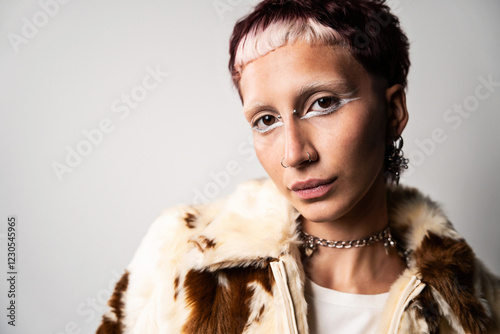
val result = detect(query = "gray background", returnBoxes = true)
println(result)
[1,0,499,333]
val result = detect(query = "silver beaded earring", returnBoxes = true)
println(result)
[385,135,409,185]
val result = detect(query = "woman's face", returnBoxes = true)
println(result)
[239,41,401,223]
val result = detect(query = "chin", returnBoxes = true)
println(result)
[300,211,344,224]
[294,200,348,224]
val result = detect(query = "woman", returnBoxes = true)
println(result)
[97,0,500,333]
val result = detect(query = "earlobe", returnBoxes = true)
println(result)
[385,84,409,138]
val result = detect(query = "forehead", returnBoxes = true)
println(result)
[239,41,374,105]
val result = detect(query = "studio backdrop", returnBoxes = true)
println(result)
[1,0,499,333]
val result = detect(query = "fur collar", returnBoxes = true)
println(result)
[97,178,499,334]
[184,178,497,333]
[186,178,459,271]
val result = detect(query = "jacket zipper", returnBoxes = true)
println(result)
[270,260,299,334]
[387,275,426,334]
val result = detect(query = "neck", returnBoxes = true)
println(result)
[300,176,405,294]
[301,174,389,241]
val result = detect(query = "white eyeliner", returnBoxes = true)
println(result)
[300,97,361,120]
[251,96,360,133]
[252,121,284,133]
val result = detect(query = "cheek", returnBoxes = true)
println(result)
[254,136,279,174]
[348,112,387,167]
[323,109,386,167]
[253,135,290,193]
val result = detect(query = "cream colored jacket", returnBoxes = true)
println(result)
[97,178,500,334]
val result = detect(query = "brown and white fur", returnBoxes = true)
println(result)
[97,178,500,334]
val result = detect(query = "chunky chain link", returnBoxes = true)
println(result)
[301,226,396,256]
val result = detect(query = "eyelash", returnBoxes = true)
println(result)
[252,115,284,133]
[301,97,359,120]
[251,96,359,133]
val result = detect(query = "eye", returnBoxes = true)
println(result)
[311,97,339,111]
[301,95,358,120]
[261,115,277,126]
[252,114,283,133]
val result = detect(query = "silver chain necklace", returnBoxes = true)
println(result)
[301,226,397,257]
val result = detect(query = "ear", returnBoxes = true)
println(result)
[385,84,409,141]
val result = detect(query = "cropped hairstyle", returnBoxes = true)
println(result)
[229,0,410,92]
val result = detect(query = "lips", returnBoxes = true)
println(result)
[291,178,334,191]
[291,178,336,200]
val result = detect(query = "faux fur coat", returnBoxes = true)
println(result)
[97,178,500,334]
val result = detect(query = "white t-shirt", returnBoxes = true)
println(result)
[305,278,389,334]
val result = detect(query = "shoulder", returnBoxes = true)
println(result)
[97,178,295,333]
[105,178,301,332]
[128,177,298,270]
[384,184,500,333]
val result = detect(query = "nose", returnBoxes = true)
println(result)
[282,119,313,168]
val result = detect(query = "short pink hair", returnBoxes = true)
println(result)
[229,0,410,91]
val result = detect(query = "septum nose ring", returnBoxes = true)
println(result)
[281,152,312,168]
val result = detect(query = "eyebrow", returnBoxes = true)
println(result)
[243,101,275,120]
[296,79,356,97]
[243,79,357,118]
